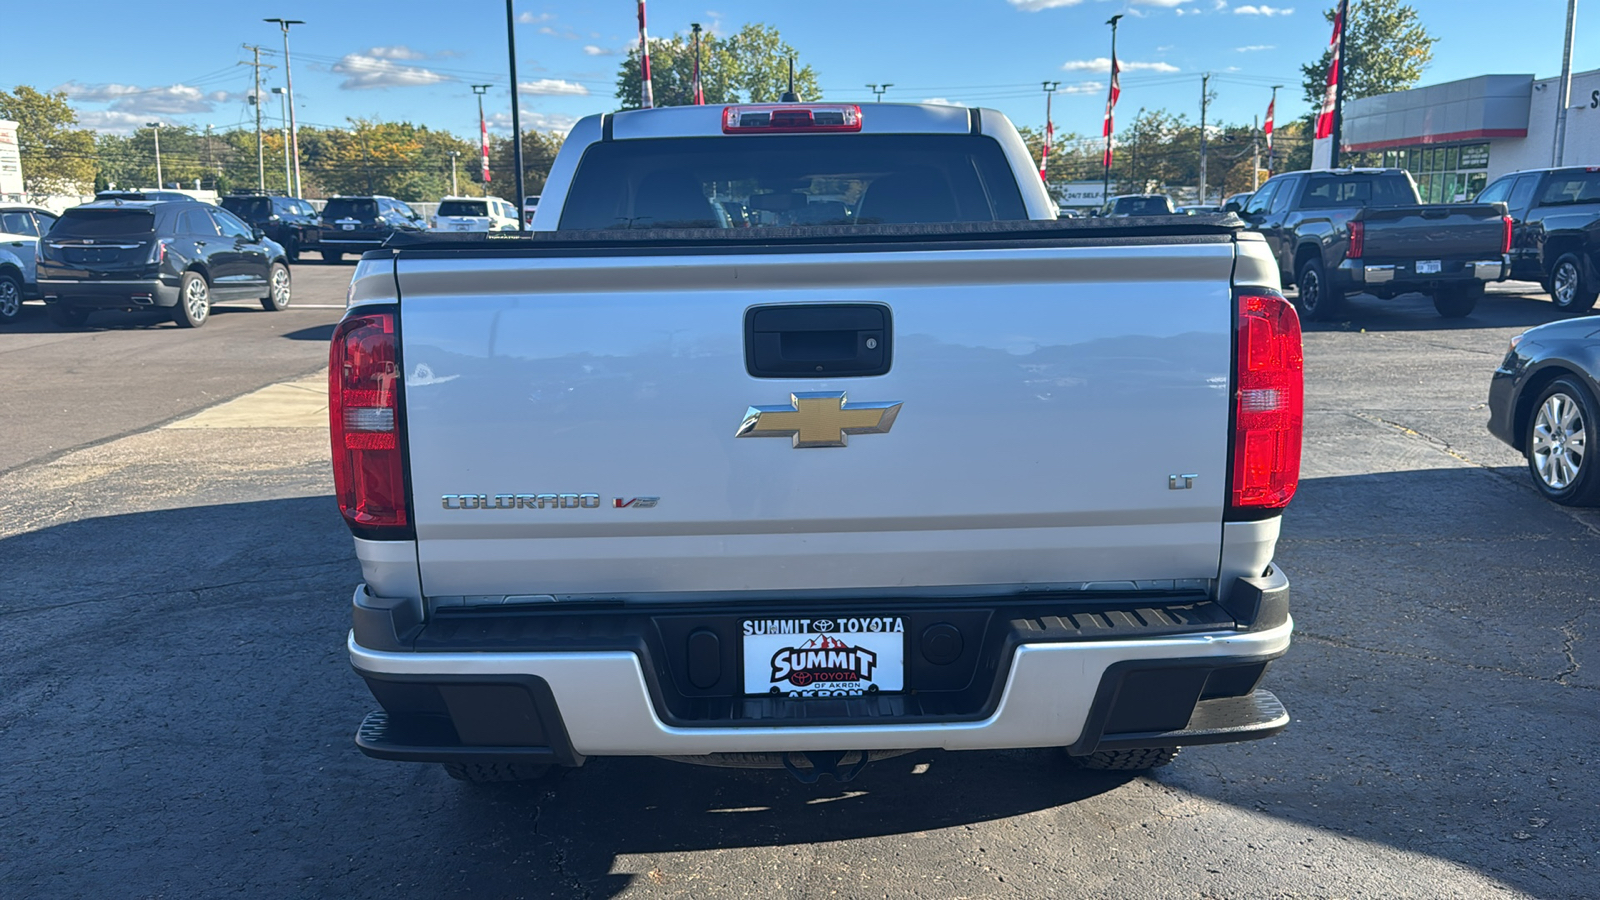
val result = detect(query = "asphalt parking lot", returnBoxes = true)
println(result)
[1,271,1595,899]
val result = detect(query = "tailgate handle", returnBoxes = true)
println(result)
[1418,209,1449,219]
[744,304,892,378]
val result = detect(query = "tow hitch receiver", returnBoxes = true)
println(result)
[781,750,873,784]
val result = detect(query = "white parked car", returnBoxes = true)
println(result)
[523,195,540,227]
[0,205,59,324]
[430,196,519,232]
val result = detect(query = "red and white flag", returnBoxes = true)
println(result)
[1315,0,1348,140]
[480,113,491,183]
[1264,96,1275,152]
[1102,54,1121,168]
[1040,117,1053,180]
[638,0,654,109]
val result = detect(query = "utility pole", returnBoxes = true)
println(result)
[1268,84,1281,175]
[472,84,492,197]
[867,84,893,102]
[264,18,304,196]
[240,44,274,191]
[448,151,460,196]
[1252,115,1261,191]
[507,0,526,225]
[1553,0,1579,166]
[204,124,214,187]
[1102,14,1123,206]
[691,22,705,104]
[1199,73,1212,206]
[147,122,163,189]
[272,87,290,191]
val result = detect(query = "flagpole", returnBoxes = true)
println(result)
[1268,84,1281,175]
[1330,0,1348,168]
[1102,14,1122,206]
[692,23,704,104]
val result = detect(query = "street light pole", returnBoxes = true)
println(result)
[147,122,163,189]
[866,84,892,102]
[506,0,526,227]
[472,84,491,197]
[272,87,291,192]
[1553,0,1579,166]
[264,18,304,196]
[1199,72,1212,206]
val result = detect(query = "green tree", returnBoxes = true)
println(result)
[0,85,97,197]
[616,23,820,109]
[1017,125,1101,197]
[1301,0,1436,126]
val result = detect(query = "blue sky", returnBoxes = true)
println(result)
[5,0,1593,147]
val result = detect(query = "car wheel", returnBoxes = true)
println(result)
[1550,253,1599,315]
[321,250,343,264]
[1526,377,1600,507]
[1294,257,1344,321]
[285,235,300,263]
[260,262,292,311]
[1070,747,1180,771]
[442,762,553,783]
[45,301,87,328]
[0,271,22,323]
[172,271,211,328]
[1432,283,1483,318]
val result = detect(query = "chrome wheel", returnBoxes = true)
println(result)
[185,276,209,324]
[1300,268,1320,311]
[1532,392,1586,491]
[1553,260,1580,308]
[0,276,20,320]
[271,266,291,307]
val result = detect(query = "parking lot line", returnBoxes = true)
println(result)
[166,371,327,429]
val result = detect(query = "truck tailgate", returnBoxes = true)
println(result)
[1357,203,1506,262]
[394,242,1237,598]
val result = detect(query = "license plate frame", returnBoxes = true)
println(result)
[341,223,356,231]
[741,615,907,698]
[1416,259,1442,275]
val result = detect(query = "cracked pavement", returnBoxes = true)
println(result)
[1,277,1595,898]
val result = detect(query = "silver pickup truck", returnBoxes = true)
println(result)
[333,102,1304,784]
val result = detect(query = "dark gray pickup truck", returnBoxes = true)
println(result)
[1237,168,1510,320]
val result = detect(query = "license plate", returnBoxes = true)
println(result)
[742,615,906,697]
[341,223,355,231]
[1416,259,1441,274]
[453,224,470,231]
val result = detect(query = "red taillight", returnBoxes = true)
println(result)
[1501,214,1513,255]
[1231,293,1304,510]
[722,104,863,134]
[1345,220,1364,259]
[329,311,409,533]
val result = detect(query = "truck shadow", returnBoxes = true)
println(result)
[1300,283,1578,333]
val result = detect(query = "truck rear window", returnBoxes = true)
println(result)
[1112,197,1173,216]
[323,199,378,220]
[1538,171,1600,206]
[220,196,271,220]
[49,209,156,238]
[558,134,1028,230]
[437,200,489,217]
[1300,175,1416,208]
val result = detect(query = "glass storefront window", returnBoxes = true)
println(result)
[1445,147,1459,171]
[1381,143,1493,202]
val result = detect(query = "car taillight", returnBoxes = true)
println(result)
[1231,292,1303,511]
[1345,220,1363,259]
[1501,214,1513,255]
[723,103,863,134]
[329,311,410,535]
[147,239,170,264]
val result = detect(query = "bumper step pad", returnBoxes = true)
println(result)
[1090,688,1288,753]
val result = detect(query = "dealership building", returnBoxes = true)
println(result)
[1331,67,1600,202]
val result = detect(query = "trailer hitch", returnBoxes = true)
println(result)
[781,750,872,784]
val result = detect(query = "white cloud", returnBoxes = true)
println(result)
[582,45,619,56]
[517,78,589,96]
[1214,0,1229,8]
[1234,4,1293,14]
[517,11,554,23]
[1007,0,1085,9]
[331,53,453,89]
[55,81,236,115]
[1060,81,1104,94]
[365,45,426,60]
[75,110,167,134]
[487,109,579,135]
[1235,44,1275,52]
[1061,58,1180,73]
[921,97,960,107]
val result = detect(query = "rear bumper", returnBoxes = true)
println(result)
[348,577,1293,761]
[38,277,180,308]
[1338,256,1506,289]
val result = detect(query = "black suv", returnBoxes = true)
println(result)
[220,192,320,262]
[36,200,292,328]
[318,196,425,262]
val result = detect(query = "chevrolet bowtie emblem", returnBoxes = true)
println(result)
[736,391,903,448]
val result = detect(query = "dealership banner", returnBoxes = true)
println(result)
[0,120,23,201]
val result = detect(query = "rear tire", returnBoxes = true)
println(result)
[1294,257,1344,321]
[321,250,343,264]
[45,302,87,328]
[260,262,292,311]
[1432,283,1483,318]
[172,271,210,328]
[0,271,22,323]
[285,235,300,263]
[1072,747,1181,771]
[1525,377,1600,507]
[1550,253,1598,315]
[442,762,553,783]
